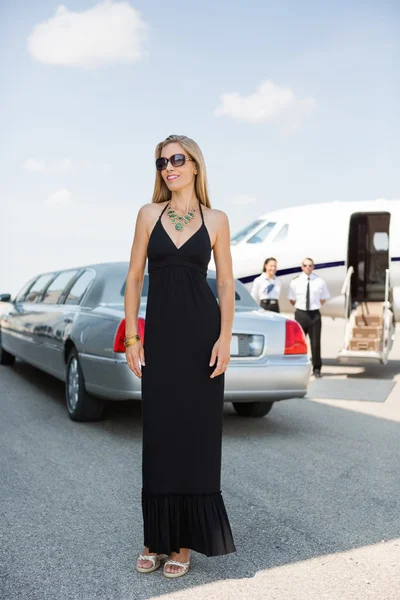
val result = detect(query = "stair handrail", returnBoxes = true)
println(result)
[341,265,354,296]
[383,268,390,348]
[341,266,354,350]
[342,266,354,319]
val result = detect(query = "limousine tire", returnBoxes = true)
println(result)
[232,401,274,418]
[66,348,104,421]
[0,330,15,366]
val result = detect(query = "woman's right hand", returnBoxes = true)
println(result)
[125,341,145,378]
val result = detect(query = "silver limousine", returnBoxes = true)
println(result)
[0,262,310,421]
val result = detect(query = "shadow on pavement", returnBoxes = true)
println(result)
[317,357,400,381]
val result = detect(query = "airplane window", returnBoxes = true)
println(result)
[230,219,264,244]
[273,224,289,243]
[246,222,277,244]
[373,232,389,251]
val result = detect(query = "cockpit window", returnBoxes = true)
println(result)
[230,219,265,244]
[246,222,277,244]
[273,224,289,243]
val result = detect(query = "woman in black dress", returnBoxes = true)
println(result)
[124,134,236,578]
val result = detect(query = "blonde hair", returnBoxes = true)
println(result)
[151,134,211,208]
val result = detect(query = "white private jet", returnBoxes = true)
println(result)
[219,199,400,365]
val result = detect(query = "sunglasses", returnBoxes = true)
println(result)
[155,153,193,171]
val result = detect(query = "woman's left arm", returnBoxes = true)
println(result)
[209,211,235,378]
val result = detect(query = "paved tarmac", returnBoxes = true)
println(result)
[1,317,399,600]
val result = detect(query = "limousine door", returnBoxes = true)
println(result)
[0,276,37,360]
[33,270,80,377]
[10,273,57,364]
[34,269,96,378]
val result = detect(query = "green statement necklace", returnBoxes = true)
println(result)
[166,202,197,231]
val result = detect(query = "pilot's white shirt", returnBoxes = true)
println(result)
[288,272,330,310]
[251,273,281,304]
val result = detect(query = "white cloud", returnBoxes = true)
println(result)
[23,158,112,174]
[230,194,257,205]
[56,158,73,171]
[46,188,72,206]
[24,158,72,173]
[214,80,316,133]
[27,1,148,68]
[24,158,46,172]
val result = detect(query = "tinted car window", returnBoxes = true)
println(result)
[15,278,38,303]
[42,270,79,304]
[119,276,148,301]
[206,278,240,302]
[65,271,95,305]
[25,274,56,303]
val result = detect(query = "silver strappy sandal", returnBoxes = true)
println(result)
[136,553,165,574]
[163,558,190,579]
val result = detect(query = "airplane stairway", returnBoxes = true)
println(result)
[348,303,384,353]
[337,266,395,365]
[338,301,394,364]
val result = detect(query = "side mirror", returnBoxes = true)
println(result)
[0,293,12,302]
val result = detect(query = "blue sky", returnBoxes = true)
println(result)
[1,0,399,294]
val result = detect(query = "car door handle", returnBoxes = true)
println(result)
[64,318,72,324]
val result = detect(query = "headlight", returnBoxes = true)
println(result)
[248,335,264,356]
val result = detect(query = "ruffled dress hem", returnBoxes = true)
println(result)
[142,489,236,557]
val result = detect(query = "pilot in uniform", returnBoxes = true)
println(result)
[288,258,330,377]
[251,257,282,313]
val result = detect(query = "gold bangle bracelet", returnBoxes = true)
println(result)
[124,334,140,342]
[124,337,141,348]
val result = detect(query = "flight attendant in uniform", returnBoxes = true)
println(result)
[250,257,281,313]
[288,258,330,378]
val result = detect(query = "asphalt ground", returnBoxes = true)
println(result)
[1,317,399,600]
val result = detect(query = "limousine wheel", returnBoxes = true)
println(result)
[0,330,15,366]
[232,401,274,418]
[66,348,104,421]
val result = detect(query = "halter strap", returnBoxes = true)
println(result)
[198,201,205,224]
[158,201,170,220]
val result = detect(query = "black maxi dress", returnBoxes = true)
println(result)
[140,201,236,557]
